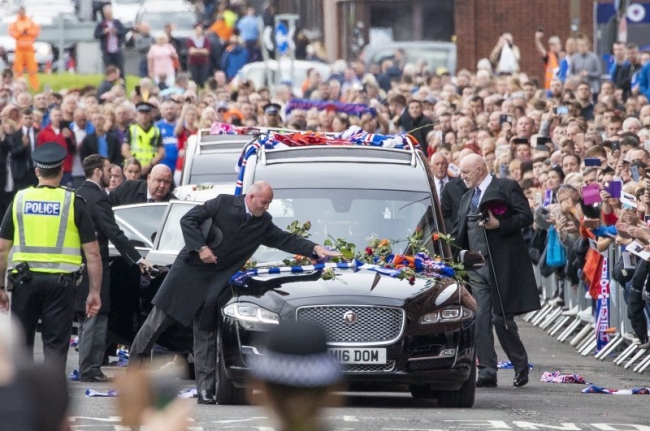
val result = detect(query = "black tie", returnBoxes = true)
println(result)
[440,179,446,193]
[246,213,252,222]
[147,198,154,203]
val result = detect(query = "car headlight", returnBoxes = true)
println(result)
[223,302,279,324]
[419,305,474,325]
[36,45,52,57]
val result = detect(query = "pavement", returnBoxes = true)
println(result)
[58,316,650,431]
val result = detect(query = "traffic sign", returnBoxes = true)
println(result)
[275,22,289,56]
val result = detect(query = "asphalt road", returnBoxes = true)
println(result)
[58,317,650,431]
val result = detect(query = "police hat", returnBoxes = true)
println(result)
[32,142,67,169]
[263,103,282,115]
[249,320,341,388]
[136,102,155,113]
[478,190,514,220]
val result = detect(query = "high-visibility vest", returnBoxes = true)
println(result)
[545,51,560,90]
[129,123,160,166]
[11,186,82,274]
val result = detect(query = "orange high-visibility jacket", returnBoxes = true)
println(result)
[9,17,40,50]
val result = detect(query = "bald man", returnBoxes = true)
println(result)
[453,154,540,388]
[129,181,341,404]
[108,164,176,205]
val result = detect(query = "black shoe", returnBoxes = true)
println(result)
[79,373,113,383]
[638,340,650,350]
[513,370,529,387]
[476,378,497,388]
[197,390,216,405]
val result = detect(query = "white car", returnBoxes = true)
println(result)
[110,0,141,29]
[236,59,331,98]
[135,0,196,39]
[0,15,53,70]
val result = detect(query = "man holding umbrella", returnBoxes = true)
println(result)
[453,154,540,388]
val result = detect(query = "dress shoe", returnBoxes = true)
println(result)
[513,370,529,387]
[475,378,497,388]
[561,305,579,316]
[577,306,593,323]
[638,340,650,350]
[197,390,216,405]
[79,373,113,383]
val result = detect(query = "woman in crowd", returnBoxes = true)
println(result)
[123,158,143,181]
[148,33,178,88]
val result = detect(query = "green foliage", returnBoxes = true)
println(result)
[32,73,140,94]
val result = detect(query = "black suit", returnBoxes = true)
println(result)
[108,179,176,206]
[453,176,540,382]
[10,128,38,191]
[79,132,123,167]
[74,180,144,380]
[0,136,14,219]
[130,194,317,393]
[441,177,467,236]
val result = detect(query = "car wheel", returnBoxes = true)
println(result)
[434,361,476,408]
[215,330,247,405]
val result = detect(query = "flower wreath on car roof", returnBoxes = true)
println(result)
[208,124,463,288]
[221,125,421,195]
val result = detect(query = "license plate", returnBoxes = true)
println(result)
[328,348,387,364]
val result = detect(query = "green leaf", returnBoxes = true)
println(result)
[324,239,333,247]
[340,248,354,259]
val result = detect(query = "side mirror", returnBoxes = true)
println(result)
[150,231,157,243]
[459,250,485,271]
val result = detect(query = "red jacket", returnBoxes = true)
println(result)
[36,125,76,173]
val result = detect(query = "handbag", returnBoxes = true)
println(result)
[545,225,567,268]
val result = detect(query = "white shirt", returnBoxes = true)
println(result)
[435,175,449,198]
[72,123,88,177]
[474,174,494,205]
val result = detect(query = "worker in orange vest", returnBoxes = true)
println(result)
[534,29,561,91]
[9,7,40,90]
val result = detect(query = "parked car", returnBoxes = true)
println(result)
[236,59,331,97]
[109,0,141,28]
[361,41,457,75]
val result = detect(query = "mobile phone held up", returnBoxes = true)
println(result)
[584,157,601,167]
[555,106,569,115]
[499,114,513,126]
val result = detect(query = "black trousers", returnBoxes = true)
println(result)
[130,305,216,393]
[628,288,648,343]
[189,63,209,88]
[102,51,125,80]
[11,272,76,374]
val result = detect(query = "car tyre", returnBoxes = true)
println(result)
[434,361,476,408]
[216,330,247,405]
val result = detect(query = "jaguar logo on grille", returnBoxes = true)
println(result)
[343,311,358,324]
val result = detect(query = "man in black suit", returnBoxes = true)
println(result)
[80,114,123,166]
[10,108,38,191]
[129,181,340,404]
[75,155,153,382]
[453,154,540,389]
[109,164,176,205]
[430,152,468,234]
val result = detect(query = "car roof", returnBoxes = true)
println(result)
[249,146,431,192]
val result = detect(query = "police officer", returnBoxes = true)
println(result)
[122,102,165,177]
[0,143,103,374]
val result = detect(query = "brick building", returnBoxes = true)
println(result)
[273,0,596,81]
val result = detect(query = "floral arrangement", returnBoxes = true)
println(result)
[230,221,465,287]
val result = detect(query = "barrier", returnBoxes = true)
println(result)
[524,242,650,374]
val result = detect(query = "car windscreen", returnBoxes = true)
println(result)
[253,188,440,264]
[372,48,450,71]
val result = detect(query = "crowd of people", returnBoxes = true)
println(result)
[0,0,650,424]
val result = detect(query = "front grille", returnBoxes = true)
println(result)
[342,361,396,373]
[296,306,404,345]
[408,358,455,371]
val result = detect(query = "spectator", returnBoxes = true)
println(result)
[185,23,211,88]
[569,35,601,96]
[398,99,433,154]
[236,7,261,62]
[148,33,178,88]
[609,41,632,100]
[155,100,179,175]
[9,7,40,90]
[94,5,126,79]
[221,35,249,81]
[123,157,142,180]
[534,30,561,91]
[97,65,121,100]
[489,33,520,75]
[134,23,154,78]
[80,113,122,166]
[36,106,76,187]
[108,163,123,191]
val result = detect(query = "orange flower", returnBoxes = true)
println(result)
[380,239,389,247]
[393,255,405,265]
[432,233,440,241]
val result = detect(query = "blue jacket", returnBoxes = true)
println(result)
[638,62,650,101]
[221,44,249,80]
